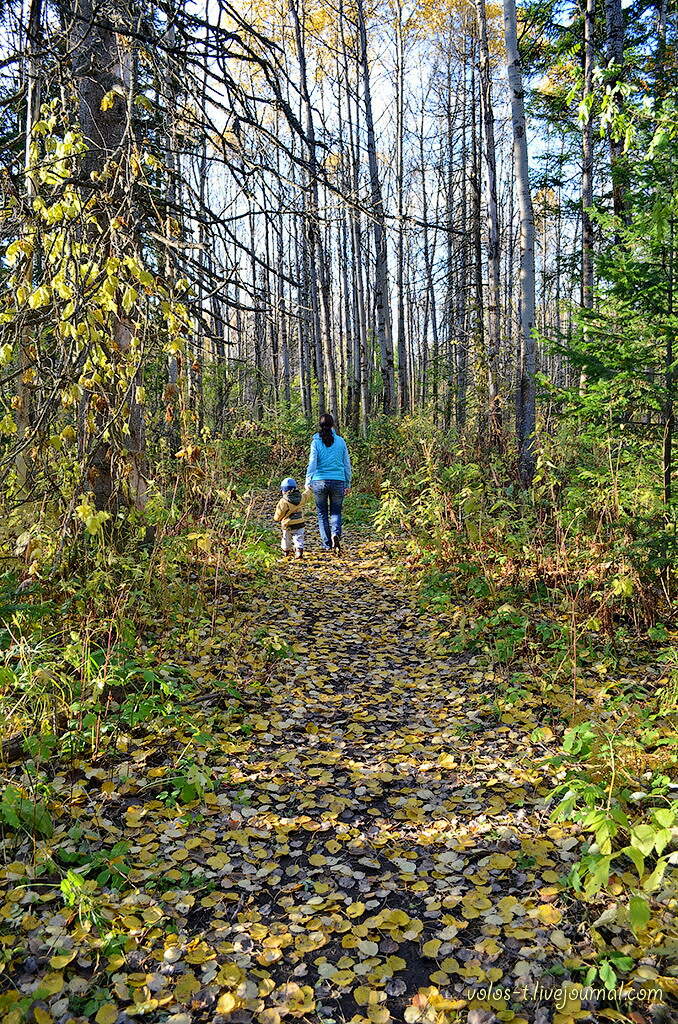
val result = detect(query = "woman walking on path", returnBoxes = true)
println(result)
[305,413,352,553]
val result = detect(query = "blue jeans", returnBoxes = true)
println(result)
[312,480,345,549]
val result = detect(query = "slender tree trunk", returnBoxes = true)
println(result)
[356,0,396,414]
[555,138,564,376]
[340,9,369,431]
[249,209,263,421]
[663,221,674,510]
[289,0,336,418]
[278,228,291,407]
[353,217,370,433]
[161,15,183,448]
[604,0,626,221]
[581,0,595,389]
[655,0,669,96]
[290,155,312,419]
[348,179,370,433]
[294,211,312,418]
[341,206,358,432]
[442,54,460,430]
[204,239,226,432]
[455,55,468,431]
[471,56,486,440]
[192,57,209,433]
[307,240,326,412]
[503,0,537,484]
[319,223,338,419]
[16,0,43,489]
[419,96,439,412]
[506,167,516,386]
[476,0,502,444]
[395,0,409,414]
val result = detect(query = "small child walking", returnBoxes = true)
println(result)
[273,478,313,559]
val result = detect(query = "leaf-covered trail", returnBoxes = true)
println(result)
[170,528,588,1024]
[5,527,624,1024]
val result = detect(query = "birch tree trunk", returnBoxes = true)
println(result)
[503,0,537,484]
[395,0,409,414]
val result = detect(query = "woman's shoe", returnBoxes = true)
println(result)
[332,535,341,555]
[295,550,304,559]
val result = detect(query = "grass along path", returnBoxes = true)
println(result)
[2,516,672,1024]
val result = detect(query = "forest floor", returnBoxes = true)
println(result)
[2,505,673,1024]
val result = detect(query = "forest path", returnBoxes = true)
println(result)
[7,521,591,1024]
[191,521,585,1024]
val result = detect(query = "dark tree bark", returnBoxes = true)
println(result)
[71,0,148,509]
[16,0,43,490]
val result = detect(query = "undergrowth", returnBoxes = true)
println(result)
[371,415,677,976]
[0,444,289,863]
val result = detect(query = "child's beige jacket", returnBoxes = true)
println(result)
[273,486,313,531]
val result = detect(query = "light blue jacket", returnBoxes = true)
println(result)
[305,431,352,487]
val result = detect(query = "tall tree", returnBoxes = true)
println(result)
[71,0,148,509]
[476,0,502,443]
[356,0,396,414]
[603,0,626,221]
[16,0,42,489]
[503,0,536,484]
[288,0,337,418]
[580,0,595,390]
[394,0,410,415]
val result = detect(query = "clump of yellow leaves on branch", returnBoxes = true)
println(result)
[0,98,192,548]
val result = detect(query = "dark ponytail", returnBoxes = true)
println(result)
[318,412,335,447]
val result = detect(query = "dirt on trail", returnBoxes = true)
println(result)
[4,522,671,1024]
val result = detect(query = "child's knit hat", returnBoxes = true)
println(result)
[280,477,297,492]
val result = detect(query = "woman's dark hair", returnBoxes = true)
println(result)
[318,413,335,447]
